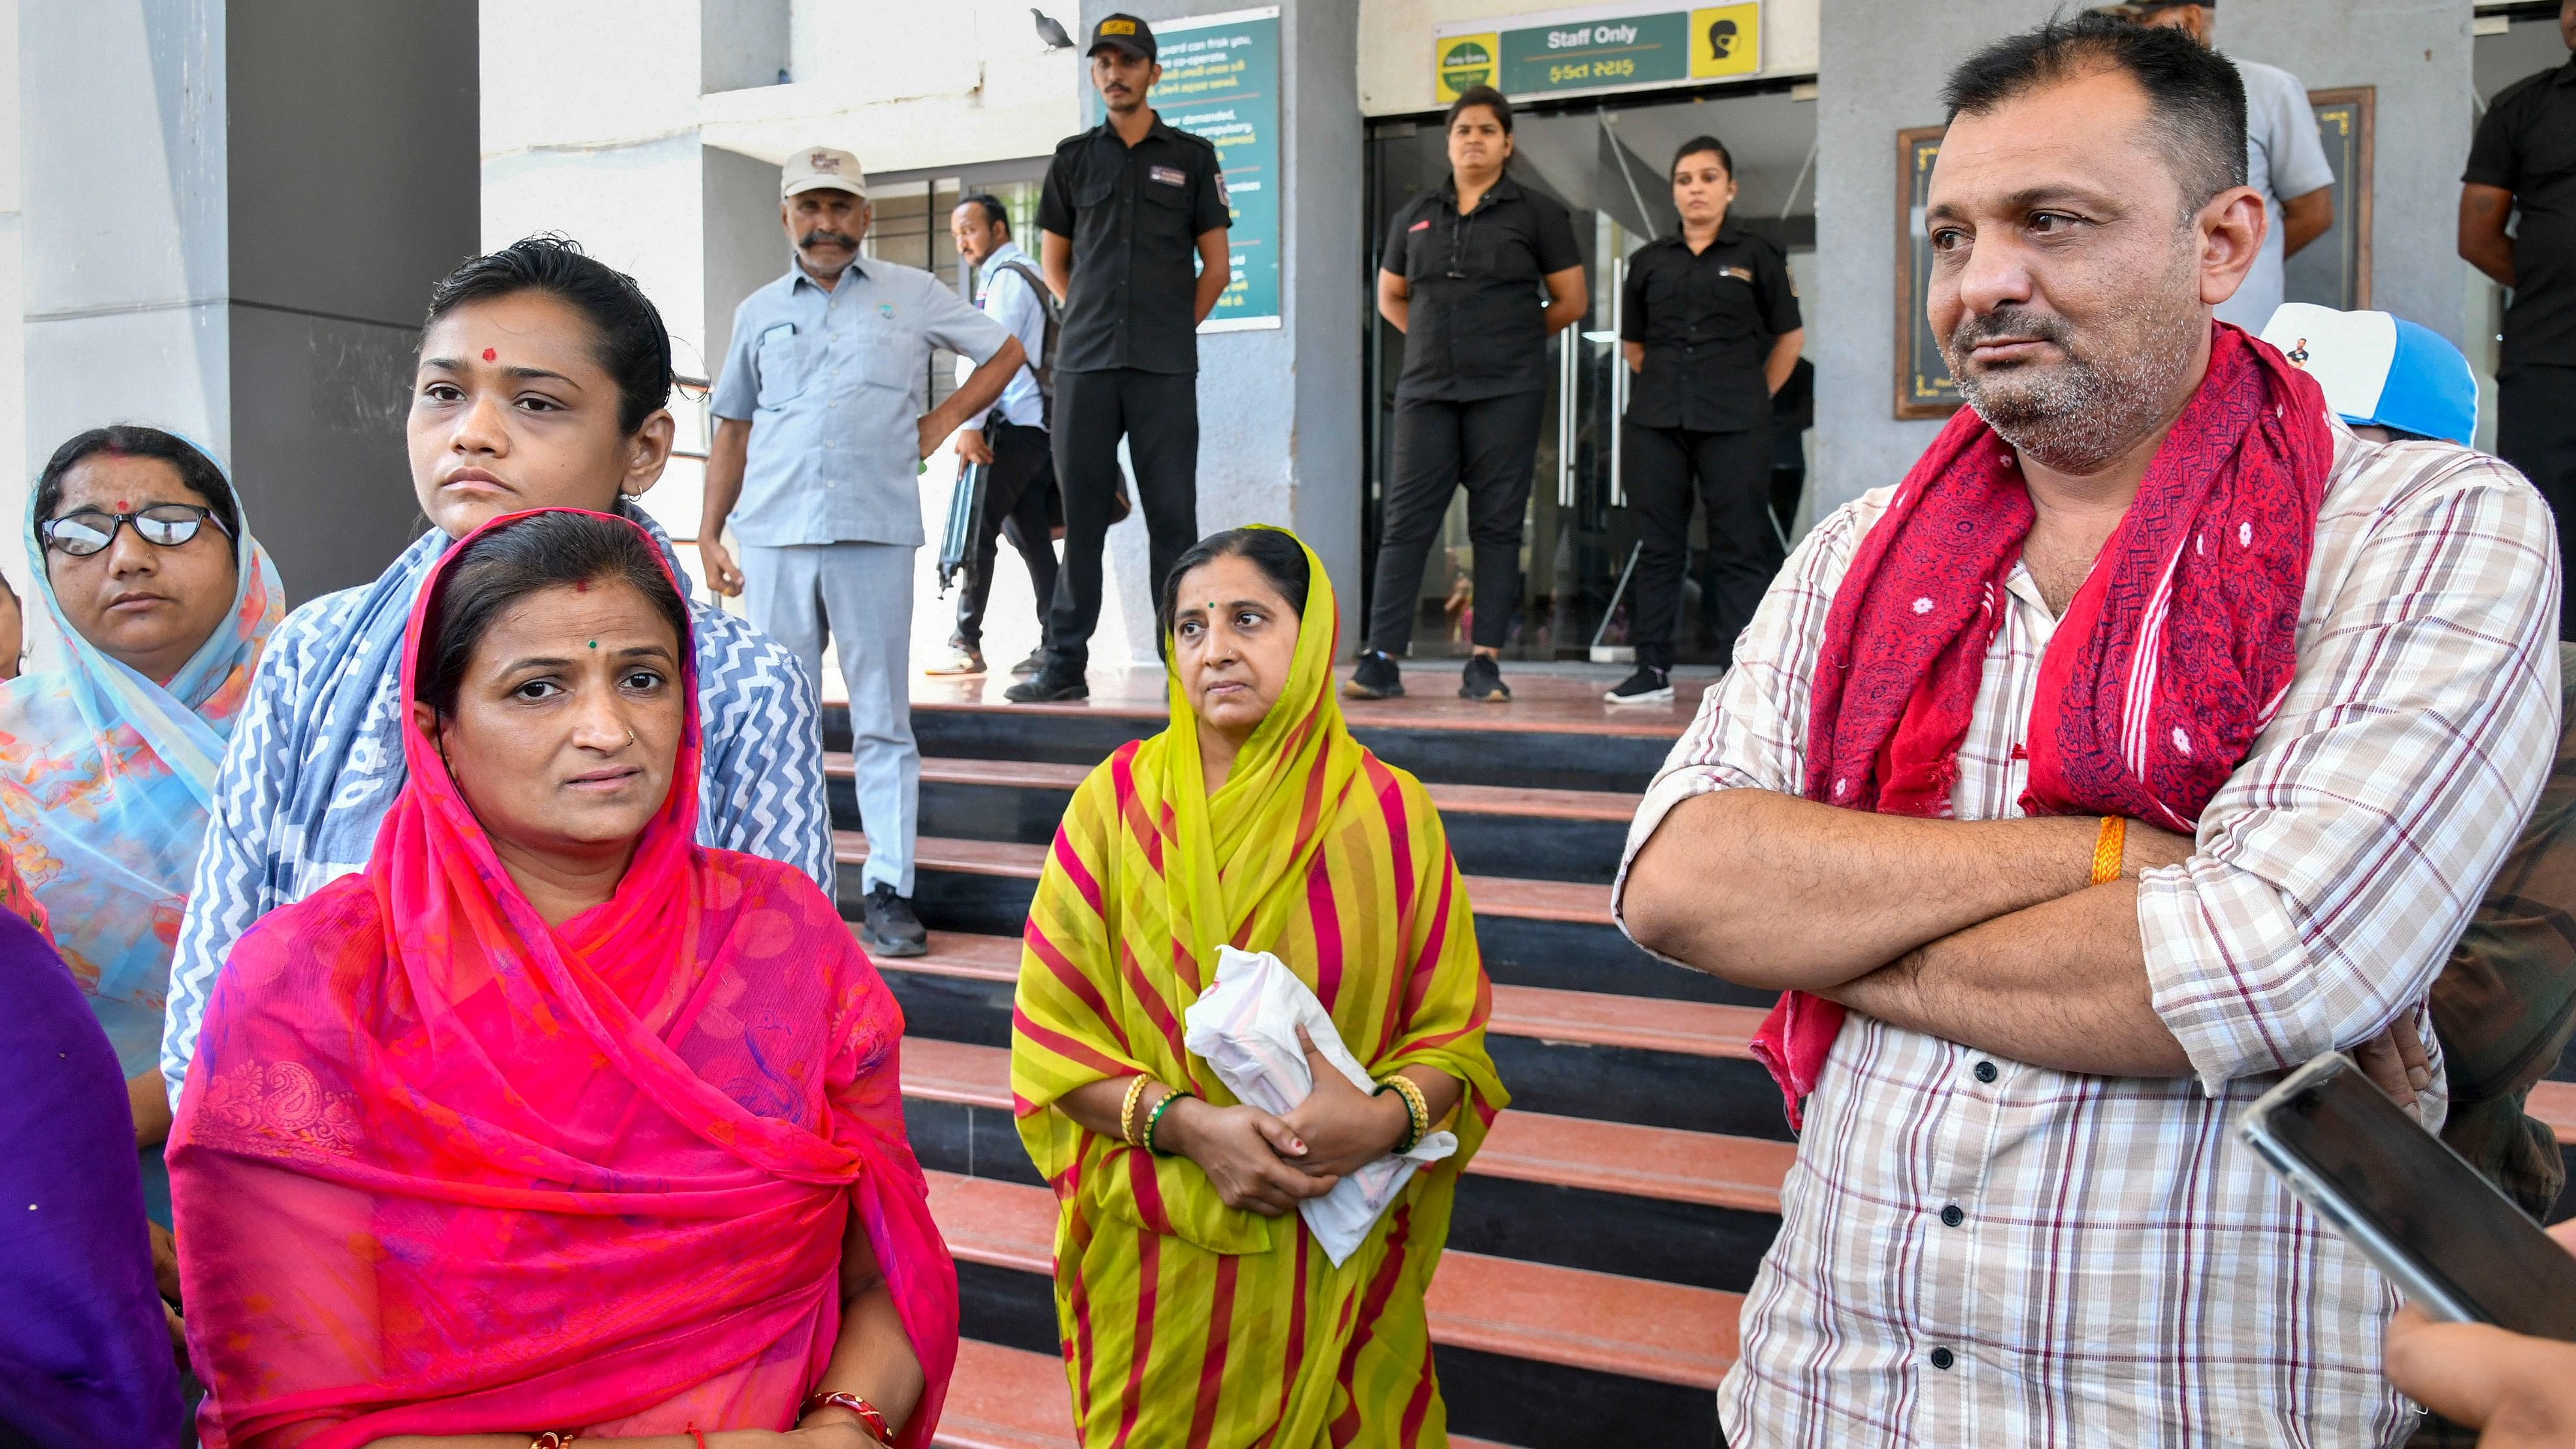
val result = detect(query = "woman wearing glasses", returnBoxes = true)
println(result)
[1352,84,1586,705]
[0,425,284,1220]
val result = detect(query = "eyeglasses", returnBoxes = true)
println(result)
[40,504,231,558]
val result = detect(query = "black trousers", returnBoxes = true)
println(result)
[2500,364,2576,640]
[952,419,1060,653]
[1045,368,1200,673]
[1625,421,1774,670]
[1367,391,1545,654]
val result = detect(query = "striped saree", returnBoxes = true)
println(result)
[1012,529,1506,1448]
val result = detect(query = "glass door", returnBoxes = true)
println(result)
[1363,82,1817,664]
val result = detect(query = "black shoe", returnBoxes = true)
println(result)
[1005,667,1089,703]
[1342,650,1404,700]
[1459,653,1510,702]
[858,882,928,958]
[1009,649,1047,677]
[1604,664,1674,706]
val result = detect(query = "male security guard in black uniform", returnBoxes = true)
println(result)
[1008,12,1233,703]
[1607,133,1802,704]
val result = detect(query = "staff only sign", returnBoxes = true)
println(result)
[1435,1,1761,103]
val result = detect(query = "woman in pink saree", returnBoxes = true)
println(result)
[168,508,955,1449]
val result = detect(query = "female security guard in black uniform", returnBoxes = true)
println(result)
[1350,85,1586,703]
[1605,134,1804,704]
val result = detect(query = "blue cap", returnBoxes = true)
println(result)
[2258,302,2477,446]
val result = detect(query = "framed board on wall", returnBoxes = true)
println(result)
[1893,124,1960,420]
[2283,86,2374,312]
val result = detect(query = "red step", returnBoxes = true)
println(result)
[936,1339,1077,1449]
[873,928,1765,1064]
[840,833,1616,927]
[896,1037,1786,1214]
[854,753,1641,824]
[924,1169,1738,1391]
[934,1339,1518,1449]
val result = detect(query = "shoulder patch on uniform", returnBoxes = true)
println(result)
[1215,171,1231,207]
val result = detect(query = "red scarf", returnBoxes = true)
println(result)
[1751,324,2333,1127]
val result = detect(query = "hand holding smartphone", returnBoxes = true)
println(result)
[2236,1050,2576,1342]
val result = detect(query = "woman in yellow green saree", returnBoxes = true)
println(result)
[1011,526,1506,1448]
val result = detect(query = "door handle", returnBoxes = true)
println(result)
[1609,255,1627,509]
[1557,324,1577,510]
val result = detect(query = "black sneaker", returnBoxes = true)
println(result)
[858,882,929,958]
[1005,667,1089,703]
[1604,664,1674,706]
[1009,649,1047,677]
[1342,650,1404,700]
[1459,653,1510,702]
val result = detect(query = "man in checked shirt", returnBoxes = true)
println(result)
[1619,16,2561,1448]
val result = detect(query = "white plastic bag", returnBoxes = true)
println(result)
[1179,945,1456,1265]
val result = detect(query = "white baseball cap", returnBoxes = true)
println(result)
[782,145,867,200]
[2258,302,2477,446]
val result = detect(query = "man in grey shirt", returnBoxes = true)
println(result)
[700,144,1024,956]
[2132,1,2336,329]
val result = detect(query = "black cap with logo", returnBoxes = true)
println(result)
[1088,12,1157,62]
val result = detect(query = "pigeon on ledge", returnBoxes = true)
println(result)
[1032,8,1075,48]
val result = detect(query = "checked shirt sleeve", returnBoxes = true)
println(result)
[2139,453,2563,1093]
[1612,495,1875,949]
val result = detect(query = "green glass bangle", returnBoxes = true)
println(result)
[1142,1090,1191,1156]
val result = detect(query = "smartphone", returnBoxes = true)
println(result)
[2237,1050,2576,1341]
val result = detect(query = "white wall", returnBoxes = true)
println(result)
[1356,0,1821,115]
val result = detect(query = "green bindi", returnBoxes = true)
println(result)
[587,640,596,649]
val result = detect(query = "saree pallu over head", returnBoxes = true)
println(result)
[1013,527,1508,1448]
[1752,323,2335,1128]
[167,508,955,1449]
[0,457,280,1025]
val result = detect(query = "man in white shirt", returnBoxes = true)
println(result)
[2133,0,2336,329]
[934,194,1061,680]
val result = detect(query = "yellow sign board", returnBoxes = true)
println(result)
[1689,3,1761,78]
[1435,33,1501,103]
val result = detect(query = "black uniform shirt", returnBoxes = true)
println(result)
[1039,116,1231,376]
[1382,174,1583,402]
[2467,57,2576,368]
[1619,221,1802,432]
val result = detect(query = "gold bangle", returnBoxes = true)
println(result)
[1378,1074,1431,1154]
[2091,816,2127,887]
[1119,1077,1152,1148]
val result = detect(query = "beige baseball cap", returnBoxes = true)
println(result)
[782,145,866,200]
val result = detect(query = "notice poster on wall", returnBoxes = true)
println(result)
[1433,1,1761,105]
[1156,7,1282,333]
[1894,124,1961,419]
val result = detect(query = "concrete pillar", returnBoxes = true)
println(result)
[16,0,478,615]
[1077,0,1363,665]
[1810,0,2473,515]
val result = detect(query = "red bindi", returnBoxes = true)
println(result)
[574,579,588,593]
[114,500,129,512]
[482,348,497,362]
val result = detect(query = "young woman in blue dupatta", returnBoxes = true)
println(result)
[157,236,835,1109]
[0,425,282,1219]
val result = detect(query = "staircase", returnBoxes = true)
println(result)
[823,677,2576,1449]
